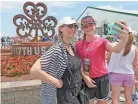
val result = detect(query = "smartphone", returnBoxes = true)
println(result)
[107,23,122,35]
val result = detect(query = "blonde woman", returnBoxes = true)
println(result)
[108,32,138,104]
[31,16,82,104]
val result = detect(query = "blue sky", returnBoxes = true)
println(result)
[1,1,138,37]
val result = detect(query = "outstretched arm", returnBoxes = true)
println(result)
[106,21,129,53]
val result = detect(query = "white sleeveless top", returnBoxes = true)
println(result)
[108,45,136,74]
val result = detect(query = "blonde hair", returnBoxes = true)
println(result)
[58,26,63,40]
[123,33,134,56]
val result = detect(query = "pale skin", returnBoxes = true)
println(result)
[30,23,77,88]
[81,21,129,104]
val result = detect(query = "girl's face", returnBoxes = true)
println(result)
[82,23,96,35]
[59,24,78,39]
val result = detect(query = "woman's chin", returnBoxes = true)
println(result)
[85,31,94,35]
[68,36,74,40]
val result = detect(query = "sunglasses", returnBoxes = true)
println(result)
[64,24,78,30]
[81,17,95,25]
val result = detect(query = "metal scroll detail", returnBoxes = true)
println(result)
[13,1,57,42]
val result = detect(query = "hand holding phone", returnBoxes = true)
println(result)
[107,23,122,35]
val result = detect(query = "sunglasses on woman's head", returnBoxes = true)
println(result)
[64,24,78,30]
[81,17,94,24]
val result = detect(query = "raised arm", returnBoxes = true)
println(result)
[106,21,129,53]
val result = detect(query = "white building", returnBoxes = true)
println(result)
[77,6,138,37]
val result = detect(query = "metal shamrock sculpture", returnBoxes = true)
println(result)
[13,1,57,42]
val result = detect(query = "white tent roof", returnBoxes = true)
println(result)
[77,7,138,31]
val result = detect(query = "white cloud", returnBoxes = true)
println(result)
[0,1,75,10]
[44,1,75,8]
[0,1,25,9]
[97,5,138,14]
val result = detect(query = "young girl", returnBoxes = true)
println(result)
[76,16,129,104]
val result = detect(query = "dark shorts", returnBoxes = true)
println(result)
[57,88,80,104]
[84,74,110,100]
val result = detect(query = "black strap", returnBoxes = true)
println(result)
[60,47,77,86]
[61,48,81,97]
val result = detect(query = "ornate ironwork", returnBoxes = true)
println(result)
[13,1,57,42]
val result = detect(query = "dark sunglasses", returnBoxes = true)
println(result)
[64,24,78,30]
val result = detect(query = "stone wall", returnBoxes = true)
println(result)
[1,80,41,104]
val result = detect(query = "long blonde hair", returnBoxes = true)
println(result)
[123,33,134,56]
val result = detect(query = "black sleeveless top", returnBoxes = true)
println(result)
[57,51,82,104]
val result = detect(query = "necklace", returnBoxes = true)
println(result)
[65,44,70,48]
[62,40,70,48]
[64,42,70,48]
[64,43,75,56]
[87,47,92,51]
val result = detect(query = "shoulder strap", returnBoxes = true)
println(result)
[60,47,76,84]
[61,46,81,96]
